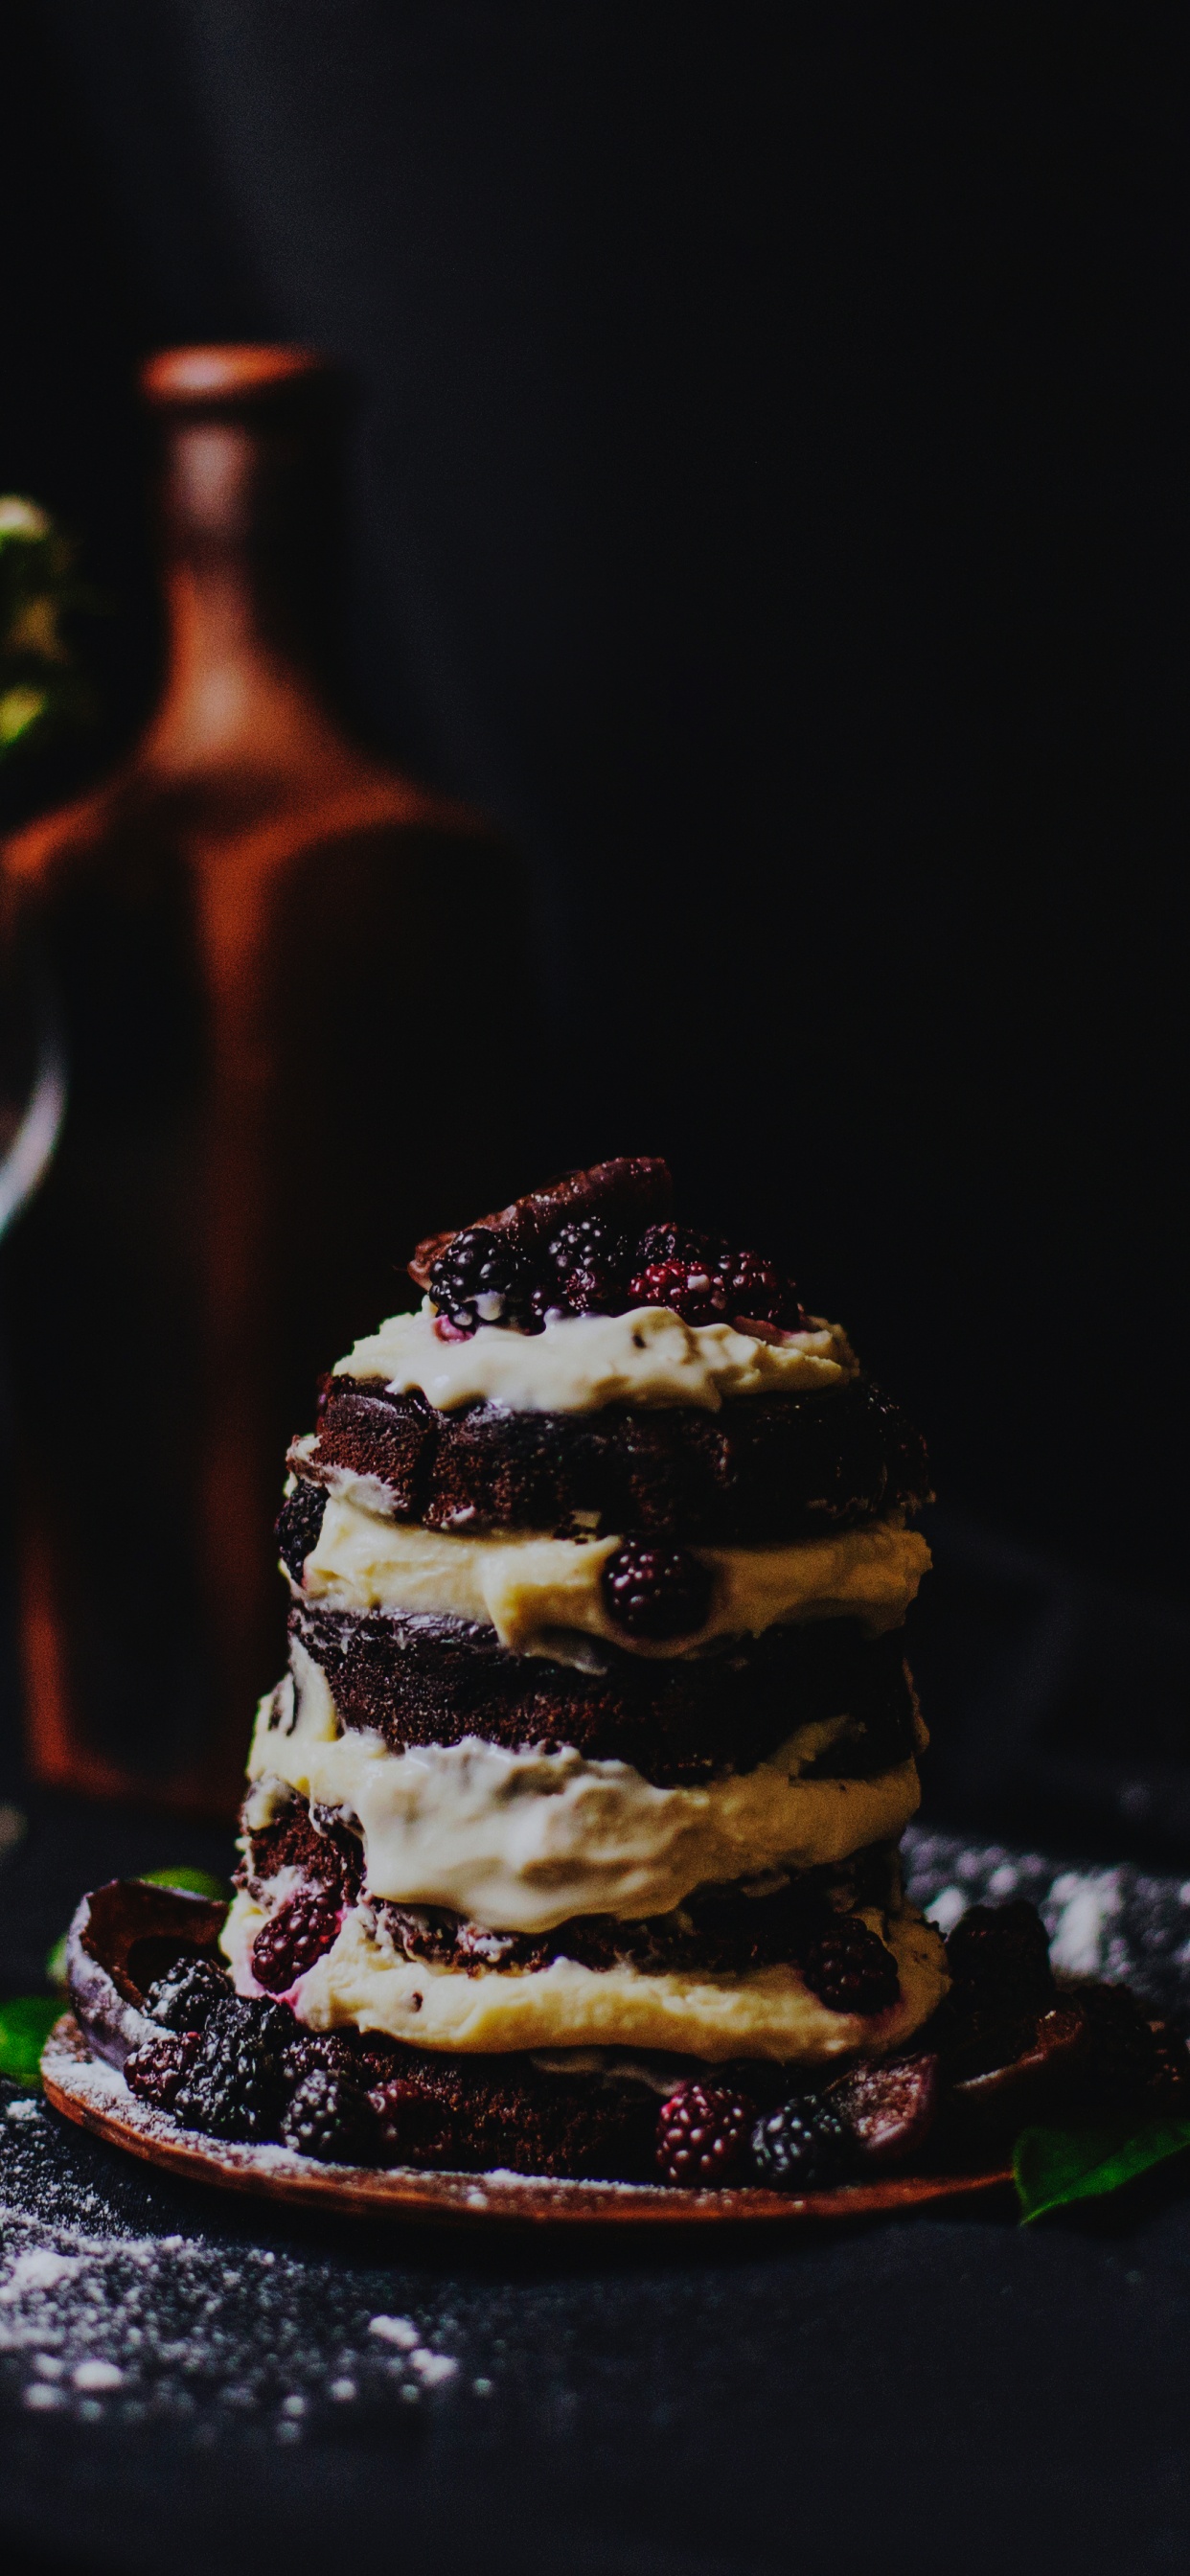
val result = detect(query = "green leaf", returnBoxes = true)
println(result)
[0,683,48,748]
[1015,2114,1190,2222]
[44,1933,70,1993]
[138,1866,229,1901]
[0,1995,62,2086]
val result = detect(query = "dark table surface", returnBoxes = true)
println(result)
[4,1799,1190,2576]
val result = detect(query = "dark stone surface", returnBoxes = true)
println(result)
[5,1805,1190,2576]
[6,2058,1190,2576]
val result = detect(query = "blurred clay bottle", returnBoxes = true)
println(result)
[1,346,538,1812]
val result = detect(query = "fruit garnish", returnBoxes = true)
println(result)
[410,1156,673,1288]
[655,2081,756,2186]
[426,1227,540,1335]
[750,2095,853,2189]
[798,1915,901,2015]
[827,2053,940,2166]
[251,1890,341,1993]
[601,1539,713,1640]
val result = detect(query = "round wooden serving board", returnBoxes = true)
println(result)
[41,2016,1013,2227]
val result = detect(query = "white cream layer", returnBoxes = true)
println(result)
[247,1646,925,1932]
[336,1300,857,1414]
[298,1498,929,1662]
[223,1889,948,2065]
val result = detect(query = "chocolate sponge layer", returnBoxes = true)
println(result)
[287,1602,919,1786]
[299,1368,929,1544]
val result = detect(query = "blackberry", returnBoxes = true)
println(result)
[172,1994,290,2144]
[276,1479,328,1581]
[281,2028,358,2087]
[655,2082,755,2187]
[717,1247,806,1332]
[751,2095,852,2189]
[799,1916,901,2015]
[1072,1981,1164,2107]
[602,1539,713,1640]
[280,2066,380,2165]
[629,1224,731,1324]
[546,1217,631,1317]
[251,1889,341,1993]
[370,2076,461,2170]
[125,2028,201,2113]
[945,1902,1055,2017]
[143,1954,231,2033]
[427,1227,539,1334]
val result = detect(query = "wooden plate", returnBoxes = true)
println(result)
[41,2016,1013,2227]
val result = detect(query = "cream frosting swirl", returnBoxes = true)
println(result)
[335,1300,856,1414]
[223,1890,948,2064]
[297,1495,929,1662]
[246,1645,926,1932]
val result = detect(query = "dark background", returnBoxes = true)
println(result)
[3,28,1190,2576]
[2,2,1187,1837]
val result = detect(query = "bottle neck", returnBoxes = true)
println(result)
[143,414,350,788]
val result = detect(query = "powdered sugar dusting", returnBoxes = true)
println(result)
[904,1825,1190,2016]
[1,2083,482,2435]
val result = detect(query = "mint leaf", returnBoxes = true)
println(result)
[138,1866,229,1901]
[1016,2114,1190,2222]
[0,1995,62,2086]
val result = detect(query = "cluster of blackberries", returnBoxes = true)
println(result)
[655,2051,941,2190]
[653,2082,845,2191]
[126,1957,382,2165]
[628,1226,804,1333]
[427,1217,806,1339]
[942,1900,1190,2110]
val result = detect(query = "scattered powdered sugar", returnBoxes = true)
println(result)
[1047,1868,1126,1978]
[369,2313,420,2348]
[1,2246,85,2297]
[904,1825,1190,2019]
[72,2358,124,2390]
[1,2085,484,2437]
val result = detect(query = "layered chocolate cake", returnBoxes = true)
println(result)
[65,1157,1190,2189]
[185,1154,949,2180]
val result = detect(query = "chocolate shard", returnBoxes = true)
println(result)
[408,1156,673,1287]
[827,2052,940,2167]
[65,1879,229,2071]
[946,2000,1089,2136]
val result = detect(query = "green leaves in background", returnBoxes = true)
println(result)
[137,1866,230,1902]
[1015,2114,1190,2222]
[0,1995,62,2085]
[0,495,98,768]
